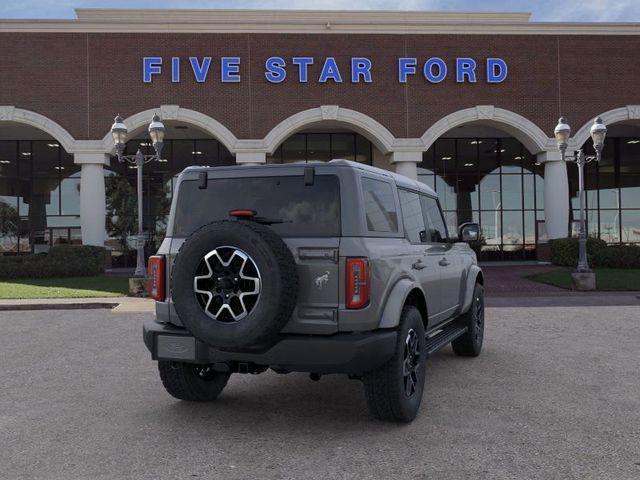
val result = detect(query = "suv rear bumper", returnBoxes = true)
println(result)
[143,320,397,375]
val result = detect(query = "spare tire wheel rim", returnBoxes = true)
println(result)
[193,246,262,322]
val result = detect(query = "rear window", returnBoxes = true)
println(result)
[173,175,341,237]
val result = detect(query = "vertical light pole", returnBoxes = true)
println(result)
[110,114,166,277]
[553,116,607,278]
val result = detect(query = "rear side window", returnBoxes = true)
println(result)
[398,189,426,243]
[420,195,448,243]
[174,175,340,237]
[362,177,398,233]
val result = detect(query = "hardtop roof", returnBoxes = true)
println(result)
[183,159,437,197]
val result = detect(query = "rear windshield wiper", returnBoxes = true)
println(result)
[229,209,291,225]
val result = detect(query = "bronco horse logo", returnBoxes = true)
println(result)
[314,271,330,290]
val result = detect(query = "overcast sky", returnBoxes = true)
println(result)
[1,0,639,22]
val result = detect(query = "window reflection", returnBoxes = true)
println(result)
[269,132,372,165]
[0,140,79,253]
[419,136,543,260]
[569,136,640,244]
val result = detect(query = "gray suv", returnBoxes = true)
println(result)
[143,160,484,422]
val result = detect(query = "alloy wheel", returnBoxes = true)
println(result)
[403,328,421,397]
[193,246,261,322]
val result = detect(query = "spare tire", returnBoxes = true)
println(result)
[171,220,298,349]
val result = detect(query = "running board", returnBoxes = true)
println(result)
[425,325,468,356]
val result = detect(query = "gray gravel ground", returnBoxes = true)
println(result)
[1,306,639,480]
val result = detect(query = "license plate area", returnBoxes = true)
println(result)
[156,335,196,360]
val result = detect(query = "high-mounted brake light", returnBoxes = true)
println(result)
[148,255,165,302]
[229,209,256,218]
[346,257,370,309]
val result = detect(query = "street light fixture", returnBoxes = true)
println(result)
[553,116,607,277]
[110,113,166,278]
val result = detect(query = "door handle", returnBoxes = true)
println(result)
[412,259,426,270]
[439,257,450,267]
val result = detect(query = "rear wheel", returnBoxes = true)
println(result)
[362,306,426,423]
[452,283,484,357]
[158,361,231,402]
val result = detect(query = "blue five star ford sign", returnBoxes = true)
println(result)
[142,56,508,84]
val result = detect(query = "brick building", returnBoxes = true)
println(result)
[1,9,639,263]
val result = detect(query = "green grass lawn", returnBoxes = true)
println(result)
[526,268,640,291]
[0,276,130,299]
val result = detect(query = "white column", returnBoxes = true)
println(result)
[75,152,109,246]
[539,151,569,239]
[391,151,422,180]
[236,151,266,165]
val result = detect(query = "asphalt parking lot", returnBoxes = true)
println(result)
[1,305,639,480]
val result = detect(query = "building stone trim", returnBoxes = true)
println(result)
[263,106,397,155]
[421,106,553,155]
[100,105,239,155]
[571,105,640,148]
[0,106,77,153]
[2,10,640,35]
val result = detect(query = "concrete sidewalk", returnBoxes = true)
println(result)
[0,296,154,312]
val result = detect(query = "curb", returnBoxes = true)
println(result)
[0,302,119,312]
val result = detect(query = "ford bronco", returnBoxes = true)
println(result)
[143,159,484,422]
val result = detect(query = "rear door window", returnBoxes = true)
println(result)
[174,175,340,237]
[399,189,426,243]
[361,177,398,233]
[420,195,448,243]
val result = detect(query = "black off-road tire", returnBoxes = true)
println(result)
[362,306,427,423]
[452,283,485,357]
[158,361,231,402]
[171,220,298,349]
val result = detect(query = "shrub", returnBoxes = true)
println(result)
[550,237,640,269]
[593,245,640,269]
[0,245,106,279]
[549,237,607,267]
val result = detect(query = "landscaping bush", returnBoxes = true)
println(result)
[549,237,607,267]
[593,245,640,269]
[550,237,640,269]
[0,245,106,279]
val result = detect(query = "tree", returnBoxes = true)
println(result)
[105,174,172,253]
[0,201,21,251]
[105,175,137,253]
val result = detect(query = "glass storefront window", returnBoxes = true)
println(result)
[621,210,640,243]
[501,175,523,210]
[0,141,18,177]
[599,209,620,243]
[500,138,522,174]
[478,139,498,174]
[282,134,306,163]
[420,136,545,260]
[307,134,332,162]
[502,211,524,248]
[329,133,353,161]
[270,132,372,165]
[479,175,501,211]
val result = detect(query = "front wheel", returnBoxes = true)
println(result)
[452,283,485,357]
[158,361,231,401]
[362,305,426,423]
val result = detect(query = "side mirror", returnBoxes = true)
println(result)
[459,222,480,243]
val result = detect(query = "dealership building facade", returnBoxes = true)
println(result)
[1,9,640,264]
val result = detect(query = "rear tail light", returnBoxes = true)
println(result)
[346,257,370,309]
[148,255,166,301]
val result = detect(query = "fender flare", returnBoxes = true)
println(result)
[378,278,425,329]
[460,265,483,314]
